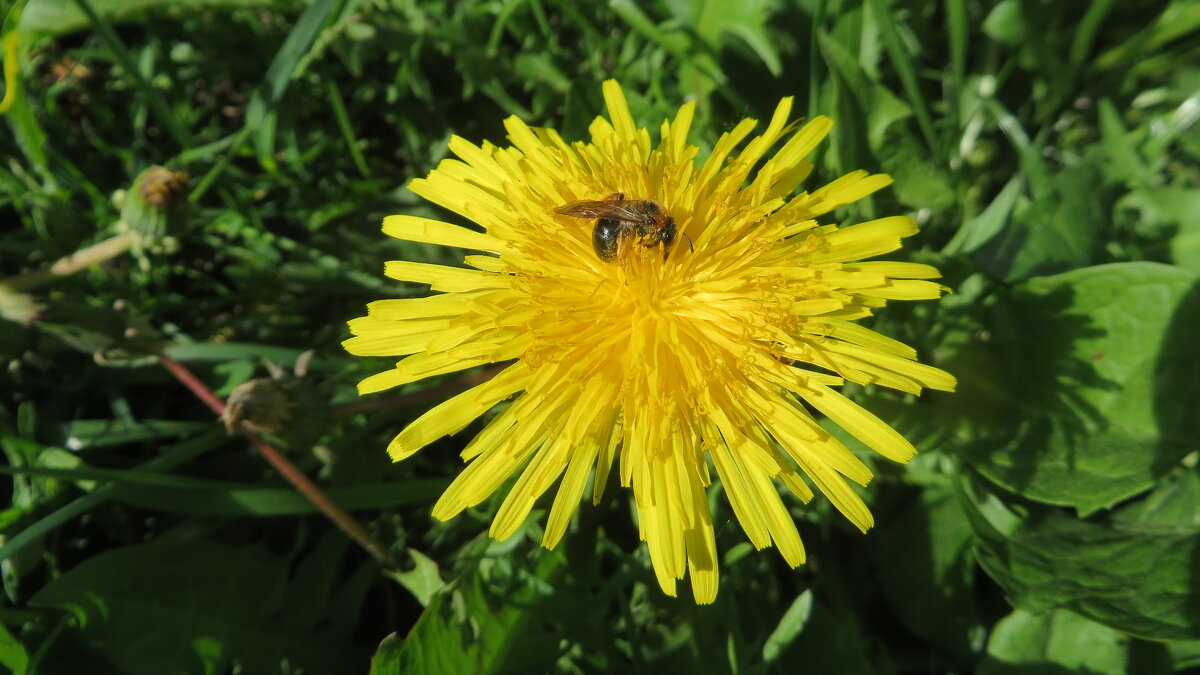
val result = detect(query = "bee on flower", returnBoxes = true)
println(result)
[344,80,955,603]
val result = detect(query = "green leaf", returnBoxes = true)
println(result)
[966,468,1200,640]
[1168,640,1200,670]
[29,540,359,674]
[945,0,968,86]
[0,621,30,675]
[760,590,813,664]
[245,0,338,162]
[865,85,912,153]
[1098,98,1154,187]
[1069,0,1119,66]
[690,0,783,76]
[1117,185,1200,273]
[778,598,881,675]
[386,548,444,608]
[369,633,404,675]
[190,0,340,200]
[61,419,210,450]
[0,429,226,565]
[863,0,937,155]
[978,609,1171,675]
[976,164,1103,281]
[981,0,1027,45]
[942,172,1023,256]
[878,131,955,211]
[1166,207,1200,270]
[110,478,448,516]
[161,341,348,370]
[67,0,193,149]
[1093,1,1200,71]
[964,262,1200,514]
[872,477,979,656]
[18,0,275,38]
[374,548,566,675]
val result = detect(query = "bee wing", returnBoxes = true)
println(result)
[554,200,652,224]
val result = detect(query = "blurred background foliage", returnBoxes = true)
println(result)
[1,0,1198,672]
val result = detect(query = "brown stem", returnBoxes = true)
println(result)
[158,353,392,567]
[1,231,137,293]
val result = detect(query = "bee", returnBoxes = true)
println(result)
[554,192,692,263]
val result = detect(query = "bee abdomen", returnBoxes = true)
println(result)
[593,219,623,263]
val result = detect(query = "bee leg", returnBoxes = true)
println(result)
[614,228,634,264]
[683,232,694,253]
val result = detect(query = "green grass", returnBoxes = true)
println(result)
[2,0,1199,672]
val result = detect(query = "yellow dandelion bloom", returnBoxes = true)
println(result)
[345,80,955,603]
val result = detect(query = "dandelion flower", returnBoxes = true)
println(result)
[345,81,955,603]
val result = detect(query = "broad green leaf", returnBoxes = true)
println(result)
[387,548,444,607]
[1098,98,1154,187]
[1166,199,1200,270]
[817,28,871,112]
[1169,640,1200,669]
[865,85,912,152]
[976,164,1103,281]
[373,547,565,675]
[872,478,979,656]
[777,599,882,675]
[2,79,50,178]
[964,262,1200,514]
[29,540,359,674]
[1115,185,1200,273]
[878,131,955,211]
[1117,184,1200,233]
[512,53,571,93]
[285,530,354,634]
[966,468,1200,640]
[978,609,1171,675]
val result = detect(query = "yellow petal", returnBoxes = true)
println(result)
[384,261,511,292]
[796,382,916,463]
[386,365,531,461]
[383,215,507,253]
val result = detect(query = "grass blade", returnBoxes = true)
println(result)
[945,0,967,87]
[190,0,339,201]
[865,0,938,155]
[70,0,192,149]
[327,79,371,178]
[0,429,225,564]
